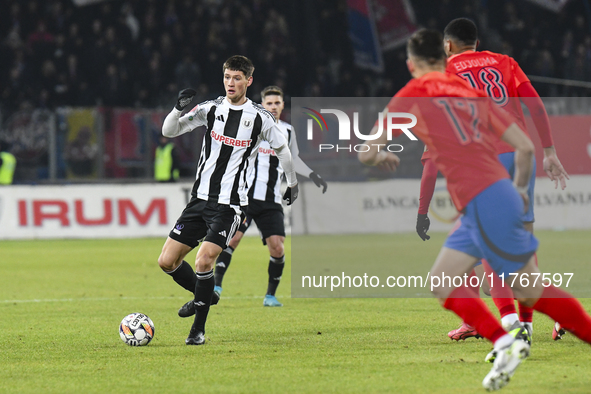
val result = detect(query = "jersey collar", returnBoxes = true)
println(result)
[224,97,251,109]
[447,50,476,62]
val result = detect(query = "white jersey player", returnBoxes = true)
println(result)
[157,56,298,345]
[212,85,328,307]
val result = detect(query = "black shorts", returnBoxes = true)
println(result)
[240,199,285,244]
[169,198,242,249]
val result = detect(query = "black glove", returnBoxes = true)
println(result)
[309,172,327,193]
[416,213,431,241]
[283,184,299,205]
[175,88,197,111]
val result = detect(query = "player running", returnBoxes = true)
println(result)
[415,18,569,342]
[177,86,328,313]
[157,56,298,345]
[211,85,327,307]
[359,29,591,391]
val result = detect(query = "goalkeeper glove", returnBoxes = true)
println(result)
[175,88,197,111]
[283,184,299,205]
[309,172,328,193]
[416,213,431,241]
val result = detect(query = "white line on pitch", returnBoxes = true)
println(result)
[0,295,267,304]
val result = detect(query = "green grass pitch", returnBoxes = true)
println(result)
[1,231,590,393]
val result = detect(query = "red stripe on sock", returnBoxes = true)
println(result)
[482,260,517,317]
[518,254,536,323]
[518,303,534,323]
[443,286,506,342]
[533,286,591,344]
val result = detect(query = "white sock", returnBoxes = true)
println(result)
[501,313,519,329]
[523,322,533,334]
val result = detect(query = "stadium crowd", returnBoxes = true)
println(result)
[0,0,590,118]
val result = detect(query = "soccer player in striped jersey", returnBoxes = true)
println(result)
[360,29,591,391]
[416,18,569,342]
[212,85,328,307]
[157,56,299,345]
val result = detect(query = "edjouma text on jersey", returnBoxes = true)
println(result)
[451,56,499,72]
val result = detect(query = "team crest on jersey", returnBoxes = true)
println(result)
[242,118,253,128]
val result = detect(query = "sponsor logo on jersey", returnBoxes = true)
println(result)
[258,147,276,156]
[211,130,252,148]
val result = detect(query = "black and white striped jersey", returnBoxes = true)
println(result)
[162,96,290,206]
[247,120,313,205]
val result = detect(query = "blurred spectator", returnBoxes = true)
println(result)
[175,54,201,90]
[64,126,98,177]
[154,136,179,182]
[0,140,17,185]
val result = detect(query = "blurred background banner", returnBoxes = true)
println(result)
[0,183,189,239]
[373,0,417,51]
[347,0,384,72]
[60,107,101,179]
[523,0,571,12]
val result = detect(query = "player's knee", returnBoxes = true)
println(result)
[269,243,284,258]
[158,252,176,272]
[267,236,284,257]
[195,246,221,271]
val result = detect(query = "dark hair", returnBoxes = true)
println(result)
[222,55,255,78]
[261,85,284,99]
[407,29,446,65]
[444,18,478,46]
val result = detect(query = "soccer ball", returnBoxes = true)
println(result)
[119,313,155,346]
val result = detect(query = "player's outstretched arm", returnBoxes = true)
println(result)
[289,129,327,193]
[357,124,400,171]
[308,172,327,193]
[275,143,298,205]
[162,88,198,138]
[416,158,438,241]
[518,82,569,189]
[542,146,569,190]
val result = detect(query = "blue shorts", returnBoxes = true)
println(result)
[444,179,538,277]
[498,152,536,223]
